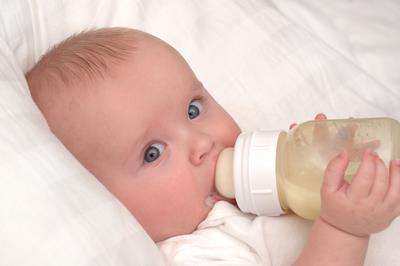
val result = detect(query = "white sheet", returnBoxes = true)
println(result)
[159,202,400,265]
[271,0,400,94]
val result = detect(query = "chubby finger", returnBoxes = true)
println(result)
[359,139,380,152]
[322,150,349,194]
[369,156,389,202]
[347,149,376,199]
[291,113,326,130]
[313,115,329,147]
[351,140,381,161]
[384,160,400,214]
[315,113,327,120]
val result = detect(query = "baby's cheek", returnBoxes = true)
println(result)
[223,121,241,145]
[174,180,209,208]
[164,166,212,222]
[170,191,210,231]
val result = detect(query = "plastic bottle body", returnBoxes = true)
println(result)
[215,117,400,220]
[277,117,400,220]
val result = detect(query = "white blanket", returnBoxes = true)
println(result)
[159,202,400,265]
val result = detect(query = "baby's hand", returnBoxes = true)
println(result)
[289,113,327,129]
[320,149,400,237]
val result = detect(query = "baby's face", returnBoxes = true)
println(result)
[48,34,240,241]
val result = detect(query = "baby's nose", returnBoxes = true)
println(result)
[190,132,214,165]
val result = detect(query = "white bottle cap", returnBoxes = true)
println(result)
[233,130,284,216]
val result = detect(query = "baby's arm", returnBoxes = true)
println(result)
[294,149,400,265]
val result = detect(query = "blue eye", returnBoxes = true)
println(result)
[188,100,203,120]
[144,143,165,163]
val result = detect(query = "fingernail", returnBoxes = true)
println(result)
[339,150,347,159]
[365,148,376,157]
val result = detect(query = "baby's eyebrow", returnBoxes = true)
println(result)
[192,81,204,92]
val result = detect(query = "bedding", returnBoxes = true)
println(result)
[159,201,400,265]
[1,0,399,265]
[271,0,400,92]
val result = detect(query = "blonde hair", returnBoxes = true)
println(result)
[26,27,139,89]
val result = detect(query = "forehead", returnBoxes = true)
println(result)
[85,36,202,134]
[112,37,198,101]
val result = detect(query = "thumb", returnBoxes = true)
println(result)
[322,150,349,193]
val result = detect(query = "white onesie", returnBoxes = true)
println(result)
[158,201,400,266]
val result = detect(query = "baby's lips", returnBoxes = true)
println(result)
[212,192,237,204]
[205,191,237,208]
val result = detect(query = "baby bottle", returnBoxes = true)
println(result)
[215,117,400,220]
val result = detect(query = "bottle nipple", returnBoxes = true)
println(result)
[215,148,235,199]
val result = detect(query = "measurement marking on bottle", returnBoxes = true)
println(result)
[251,189,273,194]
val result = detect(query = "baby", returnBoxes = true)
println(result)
[26,27,400,265]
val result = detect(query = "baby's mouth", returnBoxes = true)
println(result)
[204,148,236,208]
[205,191,236,208]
